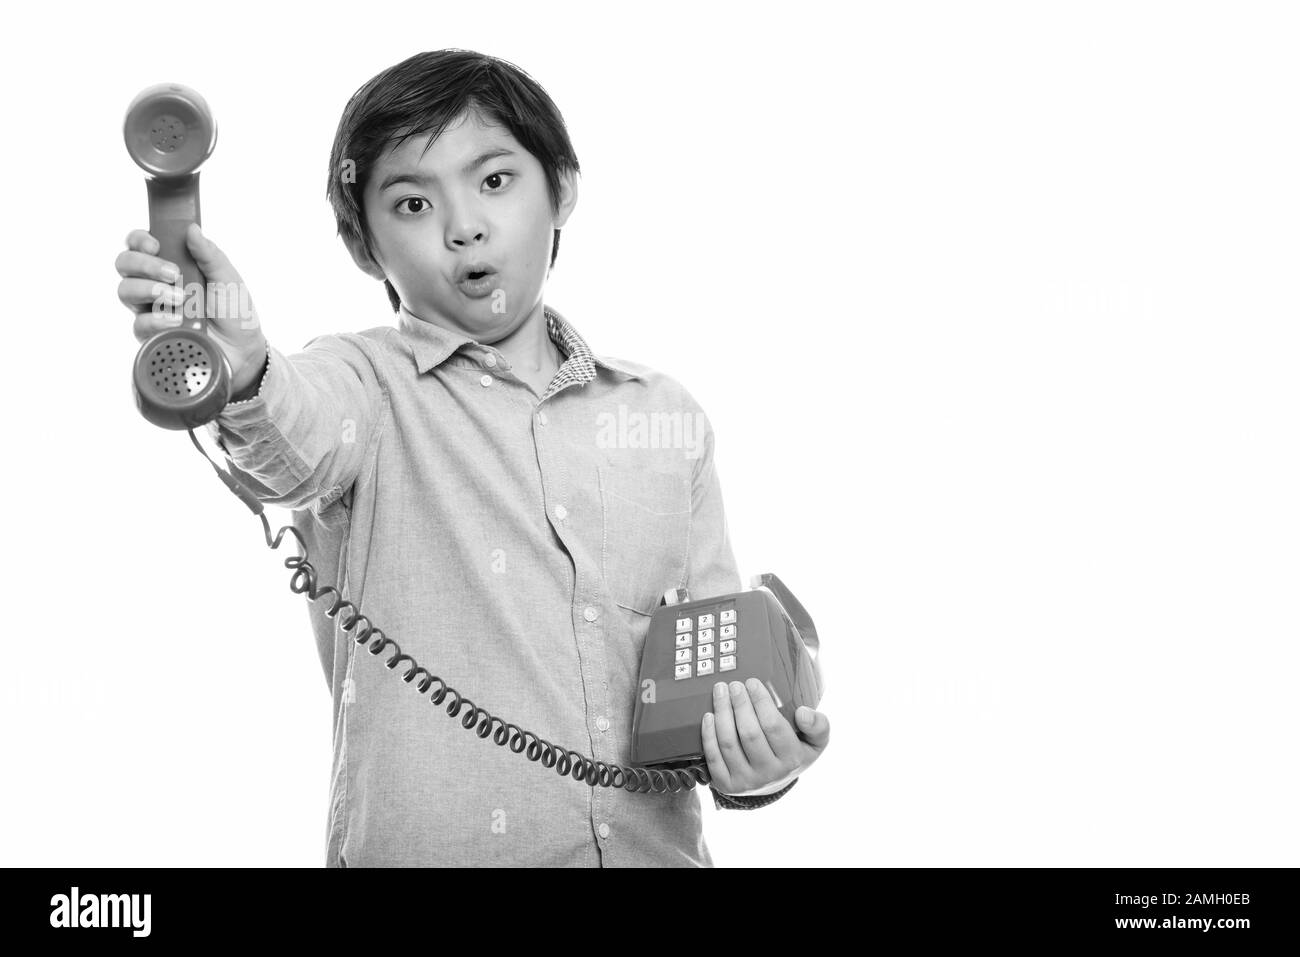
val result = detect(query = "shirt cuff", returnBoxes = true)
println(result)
[225,342,272,407]
[710,777,798,810]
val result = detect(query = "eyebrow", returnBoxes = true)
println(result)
[378,147,517,192]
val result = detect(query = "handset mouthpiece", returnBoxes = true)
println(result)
[123,83,217,178]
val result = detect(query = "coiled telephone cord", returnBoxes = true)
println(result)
[189,428,712,795]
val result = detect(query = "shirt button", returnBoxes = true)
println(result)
[584,606,598,622]
[480,374,493,387]
[596,715,610,732]
[597,823,610,839]
[483,353,497,368]
[555,503,568,521]
[537,410,548,426]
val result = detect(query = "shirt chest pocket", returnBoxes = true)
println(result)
[598,465,691,616]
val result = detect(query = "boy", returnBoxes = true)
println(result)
[115,49,829,867]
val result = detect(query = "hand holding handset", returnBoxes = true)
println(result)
[123,83,266,430]
[121,83,824,797]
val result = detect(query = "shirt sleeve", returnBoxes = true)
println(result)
[204,335,386,513]
[685,406,743,600]
[686,402,798,811]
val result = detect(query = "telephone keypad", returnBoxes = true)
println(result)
[667,605,737,680]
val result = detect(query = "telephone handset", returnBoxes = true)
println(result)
[124,83,232,431]
[126,84,824,797]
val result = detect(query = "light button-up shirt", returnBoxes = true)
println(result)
[207,303,795,867]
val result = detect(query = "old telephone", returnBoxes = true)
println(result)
[632,576,822,769]
[124,82,824,796]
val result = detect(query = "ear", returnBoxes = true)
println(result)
[553,168,579,229]
[342,230,388,282]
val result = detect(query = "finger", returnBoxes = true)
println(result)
[709,681,750,779]
[795,706,832,750]
[130,309,184,343]
[117,277,185,313]
[700,712,733,794]
[124,229,159,254]
[118,277,185,343]
[115,249,181,283]
[184,223,243,286]
[743,677,802,765]
[728,680,780,769]
[183,224,262,328]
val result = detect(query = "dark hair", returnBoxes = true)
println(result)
[327,49,581,312]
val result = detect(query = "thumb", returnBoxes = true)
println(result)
[184,223,243,286]
[795,706,830,749]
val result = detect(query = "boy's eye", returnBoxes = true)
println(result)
[484,171,514,191]
[396,197,429,215]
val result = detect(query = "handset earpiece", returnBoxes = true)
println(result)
[124,83,232,430]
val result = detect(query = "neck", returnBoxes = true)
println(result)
[490,301,561,374]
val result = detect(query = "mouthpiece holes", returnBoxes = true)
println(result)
[149,114,187,153]
[147,338,213,397]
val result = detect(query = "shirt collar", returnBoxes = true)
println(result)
[397,303,642,383]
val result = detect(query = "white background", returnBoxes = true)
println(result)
[1,0,1297,867]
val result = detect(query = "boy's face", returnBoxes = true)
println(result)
[351,108,576,341]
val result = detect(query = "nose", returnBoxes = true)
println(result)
[446,199,488,249]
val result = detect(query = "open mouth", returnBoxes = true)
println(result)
[458,266,498,297]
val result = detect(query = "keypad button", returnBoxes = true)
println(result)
[696,659,714,676]
[674,664,692,680]
[697,613,714,629]
[720,609,736,624]
[719,655,736,672]
[698,643,714,660]
[676,618,692,632]
[719,639,736,655]
[697,628,714,643]
[675,633,692,649]
[675,648,692,664]
[720,624,736,638]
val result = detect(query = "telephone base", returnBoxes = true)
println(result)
[631,575,821,767]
